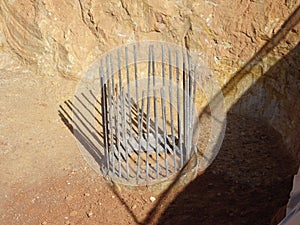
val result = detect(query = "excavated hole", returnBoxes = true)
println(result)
[156,112,298,225]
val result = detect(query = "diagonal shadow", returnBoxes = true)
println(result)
[59,91,142,224]
[59,99,104,171]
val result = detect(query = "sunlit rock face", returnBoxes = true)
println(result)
[0,0,299,159]
[0,0,296,78]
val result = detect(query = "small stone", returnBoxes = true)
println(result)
[240,211,246,216]
[113,183,122,192]
[131,204,137,209]
[86,211,93,217]
[208,183,214,187]
[150,196,156,202]
[112,195,115,199]
[84,193,90,197]
[260,135,268,140]
[41,222,47,225]
[70,211,78,217]
[65,195,73,201]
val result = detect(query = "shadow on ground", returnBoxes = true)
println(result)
[155,112,298,225]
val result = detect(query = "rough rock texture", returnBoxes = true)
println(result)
[0,0,299,160]
[0,0,297,78]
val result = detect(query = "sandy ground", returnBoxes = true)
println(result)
[0,52,298,225]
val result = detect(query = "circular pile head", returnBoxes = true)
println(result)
[73,41,226,186]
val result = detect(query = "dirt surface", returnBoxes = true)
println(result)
[0,55,298,225]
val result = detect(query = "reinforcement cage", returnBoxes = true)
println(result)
[99,43,199,186]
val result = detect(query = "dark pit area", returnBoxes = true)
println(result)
[156,113,298,225]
